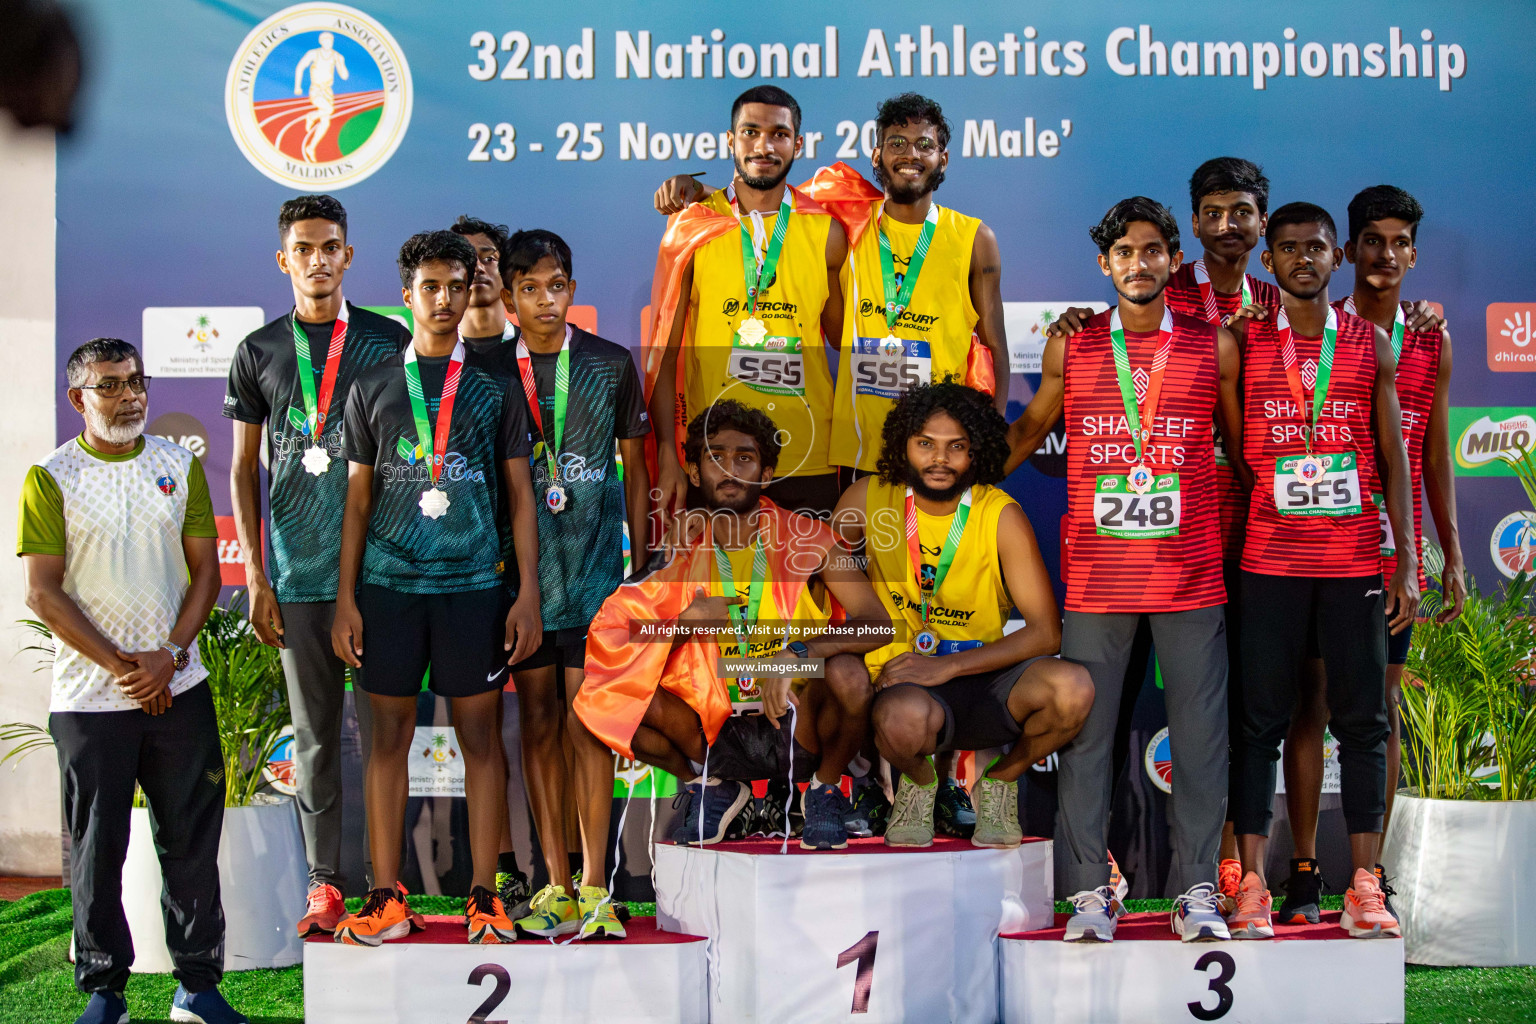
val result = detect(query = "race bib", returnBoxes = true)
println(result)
[850,335,932,399]
[1093,473,1181,538]
[728,332,804,395]
[1272,452,1363,516]
[1372,492,1396,556]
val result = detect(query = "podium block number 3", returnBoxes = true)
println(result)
[1187,950,1236,1021]
[467,964,511,1024]
[836,930,879,1014]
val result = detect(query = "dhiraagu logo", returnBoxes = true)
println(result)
[225,3,413,189]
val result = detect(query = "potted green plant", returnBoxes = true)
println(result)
[1384,528,1536,965]
[3,594,306,971]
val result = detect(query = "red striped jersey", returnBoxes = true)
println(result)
[1062,308,1225,612]
[1165,261,1281,562]
[1241,307,1382,578]
[1335,296,1440,586]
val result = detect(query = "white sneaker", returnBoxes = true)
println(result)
[1172,882,1232,942]
[1063,885,1124,942]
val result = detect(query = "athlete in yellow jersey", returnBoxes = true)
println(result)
[832,383,1092,849]
[582,402,890,850]
[647,86,848,521]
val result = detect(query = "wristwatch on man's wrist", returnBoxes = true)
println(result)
[785,640,811,659]
[161,641,190,672]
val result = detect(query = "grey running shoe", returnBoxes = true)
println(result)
[1063,885,1125,942]
[883,772,936,847]
[970,774,1022,848]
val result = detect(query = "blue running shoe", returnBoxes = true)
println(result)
[800,782,851,850]
[170,985,249,1024]
[75,992,127,1024]
[669,778,750,845]
[935,777,977,838]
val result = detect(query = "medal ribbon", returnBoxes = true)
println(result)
[904,487,973,626]
[516,325,571,486]
[727,184,792,317]
[713,534,768,659]
[1192,260,1253,325]
[1108,308,1176,465]
[1340,295,1405,364]
[290,299,348,438]
[1276,306,1339,456]
[877,202,939,330]
[402,338,466,488]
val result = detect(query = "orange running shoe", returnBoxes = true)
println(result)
[1342,867,1401,938]
[1218,858,1242,903]
[297,882,345,937]
[466,885,516,944]
[334,884,413,947]
[1226,871,1274,939]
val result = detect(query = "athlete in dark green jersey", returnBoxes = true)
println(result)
[330,230,541,946]
[225,194,411,936]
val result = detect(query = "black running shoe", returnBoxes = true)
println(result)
[763,778,803,838]
[669,778,751,845]
[1373,863,1399,922]
[1277,857,1323,925]
[935,778,977,838]
[850,779,891,837]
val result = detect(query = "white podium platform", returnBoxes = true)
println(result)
[655,835,1053,1024]
[1000,911,1405,1024]
[303,916,708,1023]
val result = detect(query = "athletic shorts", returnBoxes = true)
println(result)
[1386,620,1413,666]
[891,655,1054,751]
[354,584,509,698]
[686,469,848,521]
[704,712,816,783]
[511,627,589,672]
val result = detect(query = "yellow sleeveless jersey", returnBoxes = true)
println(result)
[863,479,1014,678]
[831,203,982,471]
[688,189,835,477]
[714,543,830,712]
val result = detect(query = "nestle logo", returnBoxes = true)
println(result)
[1487,303,1536,372]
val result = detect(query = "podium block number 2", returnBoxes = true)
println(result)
[836,930,879,1014]
[467,964,511,1024]
[1187,950,1236,1021]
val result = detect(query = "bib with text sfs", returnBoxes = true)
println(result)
[1272,452,1362,516]
[849,335,932,399]
[728,332,805,396]
[1094,472,1182,538]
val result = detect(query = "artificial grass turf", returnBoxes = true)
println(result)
[3,890,1531,1024]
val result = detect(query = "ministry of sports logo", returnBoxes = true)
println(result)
[225,3,412,189]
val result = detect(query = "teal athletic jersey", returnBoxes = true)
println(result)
[341,347,533,594]
[224,304,411,603]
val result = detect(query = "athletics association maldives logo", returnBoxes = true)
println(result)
[1490,512,1536,579]
[225,3,412,189]
[1144,726,1173,794]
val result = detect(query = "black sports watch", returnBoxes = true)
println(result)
[160,641,190,672]
[785,640,811,659]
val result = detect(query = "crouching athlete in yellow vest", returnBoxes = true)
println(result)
[831,383,1093,849]
[574,402,891,850]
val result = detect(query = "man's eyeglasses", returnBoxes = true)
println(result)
[78,376,152,397]
[880,137,941,155]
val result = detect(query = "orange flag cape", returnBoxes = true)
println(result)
[574,498,838,759]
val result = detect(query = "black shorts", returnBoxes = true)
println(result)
[704,713,816,783]
[892,655,1054,751]
[511,627,589,672]
[687,469,848,521]
[354,584,509,698]
[1386,620,1413,666]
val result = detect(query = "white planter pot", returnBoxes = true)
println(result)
[1381,790,1536,966]
[119,799,308,972]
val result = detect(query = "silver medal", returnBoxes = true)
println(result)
[301,445,332,476]
[419,487,450,519]
[545,484,568,514]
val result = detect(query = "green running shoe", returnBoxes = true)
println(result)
[514,884,579,938]
[970,774,1022,848]
[578,885,627,940]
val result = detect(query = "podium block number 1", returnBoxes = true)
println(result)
[1187,950,1236,1021]
[836,931,879,1014]
[467,963,511,1024]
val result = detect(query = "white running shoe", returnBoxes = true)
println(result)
[1172,882,1232,942]
[1063,885,1124,942]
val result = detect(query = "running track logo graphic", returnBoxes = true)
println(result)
[225,3,412,189]
[1490,511,1536,579]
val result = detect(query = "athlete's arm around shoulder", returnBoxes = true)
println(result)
[1003,333,1064,476]
[970,222,1009,414]
[1215,325,1252,490]
[820,216,849,349]
[1370,322,1418,634]
[1422,325,1466,621]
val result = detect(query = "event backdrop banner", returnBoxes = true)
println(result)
[52,0,1536,894]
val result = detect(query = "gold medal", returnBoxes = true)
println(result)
[737,316,768,346]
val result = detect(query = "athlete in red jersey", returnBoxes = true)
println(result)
[1276,186,1465,925]
[1009,198,1243,943]
[1225,203,1416,940]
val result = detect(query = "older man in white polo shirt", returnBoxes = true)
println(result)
[18,339,245,1024]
